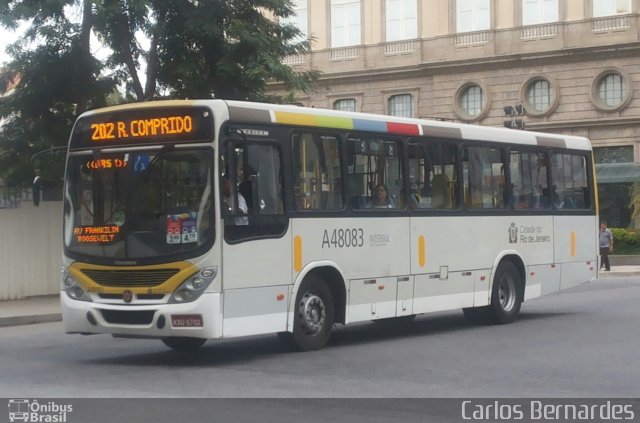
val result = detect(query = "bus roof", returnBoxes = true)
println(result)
[78,99,592,151]
[224,100,592,151]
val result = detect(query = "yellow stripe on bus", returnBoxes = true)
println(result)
[571,231,576,257]
[274,112,316,127]
[69,261,198,295]
[294,235,303,273]
[418,236,426,268]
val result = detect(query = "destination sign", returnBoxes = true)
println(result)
[70,106,213,149]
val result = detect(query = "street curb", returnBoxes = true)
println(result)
[0,313,62,328]
[603,272,640,278]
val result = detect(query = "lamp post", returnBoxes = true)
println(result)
[503,104,526,129]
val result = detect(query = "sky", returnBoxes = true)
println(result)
[0,26,24,66]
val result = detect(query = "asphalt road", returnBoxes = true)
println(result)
[0,276,638,400]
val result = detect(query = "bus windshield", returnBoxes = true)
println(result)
[63,147,214,262]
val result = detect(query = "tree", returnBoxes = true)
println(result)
[0,0,317,190]
[92,0,317,101]
[0,0,115,190]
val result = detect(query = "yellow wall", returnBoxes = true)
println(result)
[495,0,515,28]
[309,0,328,50]
[422,0,450,37]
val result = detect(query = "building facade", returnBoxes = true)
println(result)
[270,0,640,227]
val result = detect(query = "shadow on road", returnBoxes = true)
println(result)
[80,309,573,367]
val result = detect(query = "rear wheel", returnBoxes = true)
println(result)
[463,261,522,324]
[161,337,206,352]
[490,261,522,323]
[291,275,335,351]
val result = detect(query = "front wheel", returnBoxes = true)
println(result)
[161,337,206,352]
[291,275,335,351]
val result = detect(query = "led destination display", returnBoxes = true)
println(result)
[70,106,213,149]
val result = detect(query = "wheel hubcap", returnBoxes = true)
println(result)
[299,292,326,335]
[498,274,516,312]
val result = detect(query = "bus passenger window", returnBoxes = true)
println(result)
[347,136,403,210]
[292,133,343,211]
[408,141,457,210]
[463,146,506,210]
[509,150,549,210]
[551,153,590,210]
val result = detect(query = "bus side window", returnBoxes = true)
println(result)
[292,132,343,211]
[347,136,403,210]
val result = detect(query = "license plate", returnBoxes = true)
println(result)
[171,314,203,327]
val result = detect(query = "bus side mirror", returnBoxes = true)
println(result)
[33,176,41,207]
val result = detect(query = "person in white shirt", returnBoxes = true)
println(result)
[223,177,248,225]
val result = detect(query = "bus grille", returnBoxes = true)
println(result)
[100,309,155,325]
[80,269,180,287]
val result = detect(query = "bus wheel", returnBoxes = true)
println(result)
[292,275,335,351]
[463,261,522,324]
[489,261,522,324]
[161,337,206,352]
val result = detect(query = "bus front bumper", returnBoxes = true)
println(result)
[61,291,222,339]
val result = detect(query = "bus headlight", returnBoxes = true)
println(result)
[62,273,92,302]
[169,267,217,304]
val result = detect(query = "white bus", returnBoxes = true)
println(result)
[60,100,598,351]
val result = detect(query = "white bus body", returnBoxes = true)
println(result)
[60,100,598,351]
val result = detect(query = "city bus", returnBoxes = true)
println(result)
[60,99,598,351]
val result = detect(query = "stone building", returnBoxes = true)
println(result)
[270,0,640,227]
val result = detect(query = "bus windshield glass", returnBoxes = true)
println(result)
[63,147,214,262]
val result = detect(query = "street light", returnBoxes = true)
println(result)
[504,104,526,129]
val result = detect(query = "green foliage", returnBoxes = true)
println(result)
[0,0,318,189]
[0,0,115,188]
[610,228,640,255]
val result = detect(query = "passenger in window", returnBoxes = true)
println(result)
[223,177,248,225]
[238,166,255,212]
[370,183,395,209]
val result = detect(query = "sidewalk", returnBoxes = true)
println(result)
[0,295,61,327]
[0,266,639,328]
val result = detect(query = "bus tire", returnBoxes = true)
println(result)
[292,275,335,351]
[463,261,522,325]
[161,337,206,352]
[488,261,522,324]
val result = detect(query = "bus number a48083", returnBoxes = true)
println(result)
[322,228,364,249]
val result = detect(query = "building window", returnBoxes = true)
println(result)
[281,0,308,42]
[388,94,413,117]
[594,0,631,17]
[459,85,485,117]
[386,0,417,41]
[525,79,554,113]
[522,0,558,25]
[331,0,361,47]
[594,146,634,164]
[598,73,627,107]
[334,98,357,112]
[457,0,490,33]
